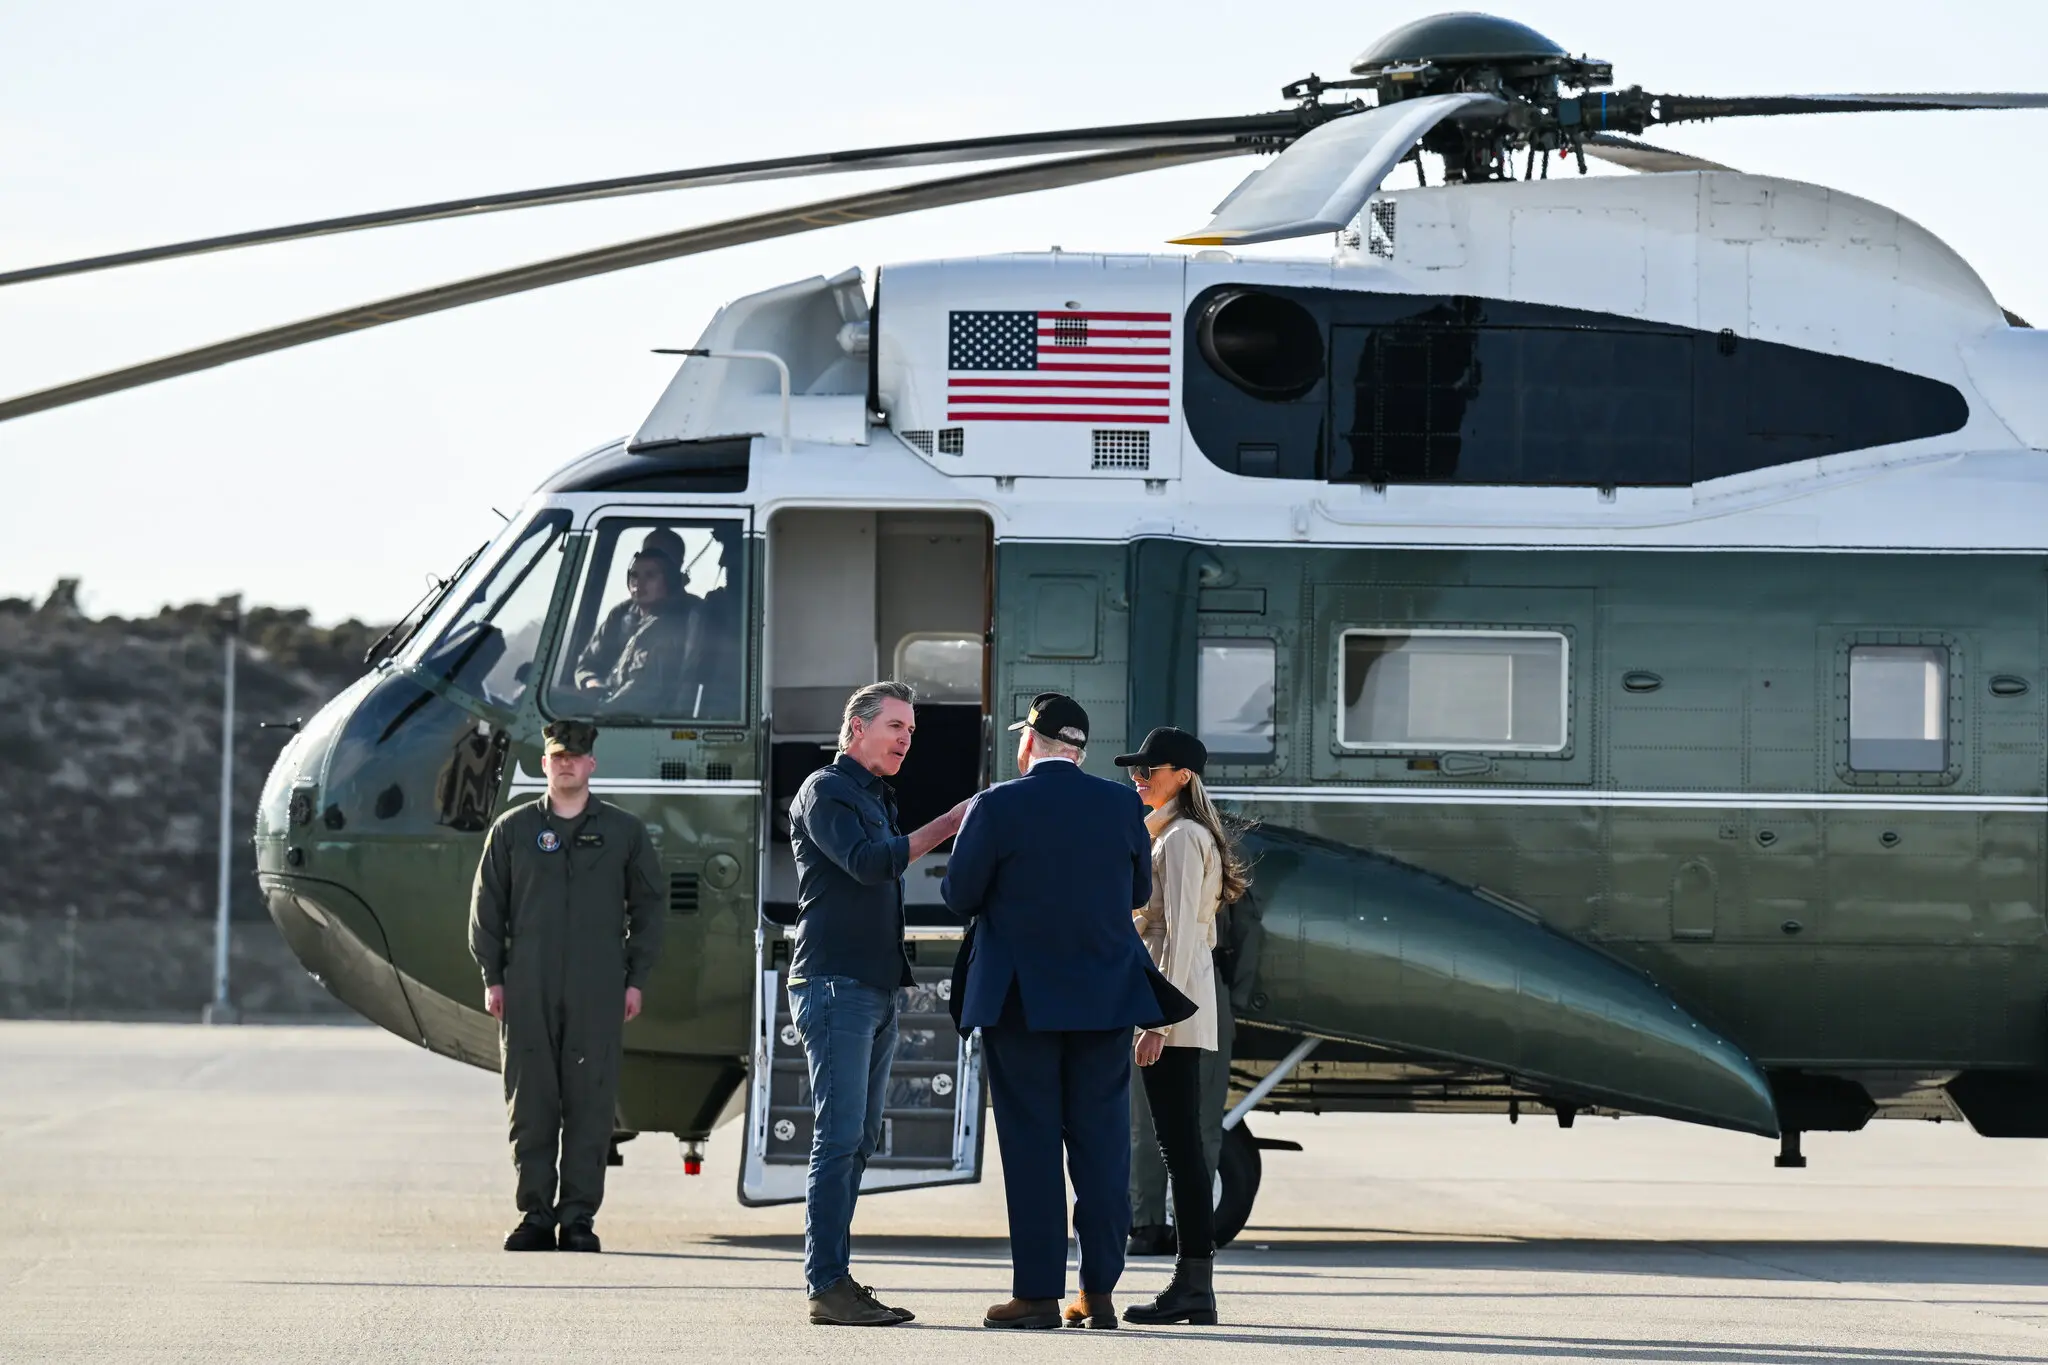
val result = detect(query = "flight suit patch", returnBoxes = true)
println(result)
[537,829,562,853]
[575,832,605,849]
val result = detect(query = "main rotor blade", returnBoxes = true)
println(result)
[1170,92,1505,246]
[1654,91,2048,125]
[1583,134,1733,174]
[0,141,1245,425]
[0,111,1306,290]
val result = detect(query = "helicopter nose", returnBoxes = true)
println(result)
[253,675,427,1046]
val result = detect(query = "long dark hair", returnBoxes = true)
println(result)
[1177,772,1250,906]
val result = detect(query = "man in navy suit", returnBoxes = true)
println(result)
[941,693,1194,1330]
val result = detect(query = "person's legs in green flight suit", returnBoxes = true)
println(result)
[555,1001,623,1230]
[502,991,566,1227]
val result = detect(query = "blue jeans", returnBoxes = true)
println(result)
[787,974,899,1295]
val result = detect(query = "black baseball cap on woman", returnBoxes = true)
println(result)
[1114,726,1207,778]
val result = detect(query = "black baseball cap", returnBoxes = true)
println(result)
[1008,692,1089,746]
[1114,726,1207,778]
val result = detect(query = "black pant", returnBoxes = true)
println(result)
[1140,1045,1215,1259]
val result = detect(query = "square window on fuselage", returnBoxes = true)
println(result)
[1340,630,1567,753]
[1198,640,1277,762]
[1848,644,1948,772]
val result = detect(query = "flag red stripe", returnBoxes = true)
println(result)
[1037,328,1170,339]
[948,394,1168,407]
[1028,345,1168,356]
[949,378,1167,389]
[1035,361,1169,373]
[1036,311,1172,322]
[947,412,1171,423]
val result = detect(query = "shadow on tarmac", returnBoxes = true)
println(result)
[690,1231,2048,1287]
[253,1236,2048,1364]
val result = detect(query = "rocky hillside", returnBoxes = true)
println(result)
[0,584,387,1015]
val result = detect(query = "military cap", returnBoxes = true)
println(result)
[543,720,599,756]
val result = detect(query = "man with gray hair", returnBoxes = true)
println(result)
[941,693,1193,1328]
[786,681,970,1326]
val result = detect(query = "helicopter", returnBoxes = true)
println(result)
[10,10,2048,1241]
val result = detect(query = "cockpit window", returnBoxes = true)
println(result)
[405,510,571,709]
[547,516,746,723]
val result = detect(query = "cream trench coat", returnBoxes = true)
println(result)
[1134,797,1221,1051]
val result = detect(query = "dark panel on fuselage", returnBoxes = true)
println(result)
[1183,286,1969,487]
[547,437,750,494]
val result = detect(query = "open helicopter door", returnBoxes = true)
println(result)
[739,507,992,1205]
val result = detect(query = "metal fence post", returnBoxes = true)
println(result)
[63,904,77,1018]
[203,595,241,1026]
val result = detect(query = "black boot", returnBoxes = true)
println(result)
[1121,1257,1216,1326]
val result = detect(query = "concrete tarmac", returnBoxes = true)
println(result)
[3,1022,2046,1363]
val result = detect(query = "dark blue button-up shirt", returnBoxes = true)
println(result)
[788,753,915,991]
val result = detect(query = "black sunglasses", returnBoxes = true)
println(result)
[1129,763,1178,780]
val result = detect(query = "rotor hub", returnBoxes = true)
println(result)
[1279,11,1629,183]
[1350,11,1568,69]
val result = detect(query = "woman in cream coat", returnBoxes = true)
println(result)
[1113,726,1247,1327]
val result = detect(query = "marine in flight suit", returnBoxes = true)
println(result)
[469,720,665,1252]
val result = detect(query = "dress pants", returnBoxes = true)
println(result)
[982,1013,1134,1300]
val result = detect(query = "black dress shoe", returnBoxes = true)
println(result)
[1128,1223,1175,1257]
[1123,1257,1217,1326]
[503,1220,556,1252]
[557,1222,602,1253]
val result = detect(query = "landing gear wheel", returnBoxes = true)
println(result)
[1213,1120,1263,1249]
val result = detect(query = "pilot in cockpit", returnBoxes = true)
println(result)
[573,529,697,712]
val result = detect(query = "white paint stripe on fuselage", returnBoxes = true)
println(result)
[1206,786,2047,813]
[511,777,2038,811]
[508,778,762,795]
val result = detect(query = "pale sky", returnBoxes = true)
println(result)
[6,1,2046,623]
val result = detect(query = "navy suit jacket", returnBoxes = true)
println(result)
[942,759,1196,1033]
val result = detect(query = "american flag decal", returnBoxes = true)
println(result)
[946,310,1172,424]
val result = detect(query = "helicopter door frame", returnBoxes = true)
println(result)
[738,502,991,1207]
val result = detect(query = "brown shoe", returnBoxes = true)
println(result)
[1062,1291,1118,1328]
[983,1297,1061,1329]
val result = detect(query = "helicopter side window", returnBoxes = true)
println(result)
[1848,645,1949,772]
[548,516,746,723]
[408,510,571,709]
[1340,629,1567,753]
[893,633,983,704]
[1198,639,1277,763]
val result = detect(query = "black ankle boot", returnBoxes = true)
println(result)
[1121,1256,1216,1325]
